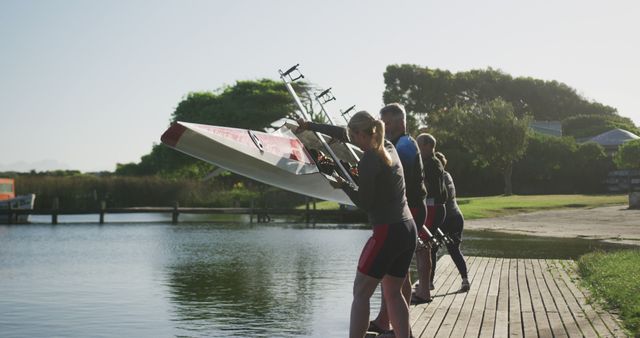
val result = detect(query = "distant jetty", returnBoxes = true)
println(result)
[0,199,365,224]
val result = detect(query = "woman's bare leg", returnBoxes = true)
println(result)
[372,272,412,331]
[414,245,431,300]
[382,274,411,338]
[350,271,381,338]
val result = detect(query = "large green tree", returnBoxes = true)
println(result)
[513,135,611,193]
[384,64,632,196]
[117,79,305,177]
[383,64,620,126]
[453,99,531,195]
[171,79,296,129]
[572,142,612,192]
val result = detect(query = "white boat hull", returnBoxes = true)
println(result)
[0,194,36,224]
[161,121,357,205]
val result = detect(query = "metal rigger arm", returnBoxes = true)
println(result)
[314,88,361,162]
[278,64,358,188]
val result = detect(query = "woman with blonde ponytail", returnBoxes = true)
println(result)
[371,119,392,166]
[298,111,417,338]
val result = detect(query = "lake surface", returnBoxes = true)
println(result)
[0,220,632,337]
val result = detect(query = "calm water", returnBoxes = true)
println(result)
[0,219,632,338]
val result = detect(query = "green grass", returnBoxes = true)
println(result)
[578,250,640,337]
[295,200,342,210]
[298,194,627,219]
[457,194,627,220]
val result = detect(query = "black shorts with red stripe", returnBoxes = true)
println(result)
[409,204,426,230]
[357,219,417,279]
[418,204,446,242]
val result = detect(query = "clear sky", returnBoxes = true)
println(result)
[1,0,638,172]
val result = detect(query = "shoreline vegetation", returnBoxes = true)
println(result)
[10,171,626,215]
[578,250,640,337]
[299,194,629,220]
[7,173,635,333]
[8,174,308,210]
[5,173,629,225]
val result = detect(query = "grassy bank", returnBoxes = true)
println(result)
[301,194,628,219]
[10,174,309,210]
[577,250,640,337]
[458,194,627,220]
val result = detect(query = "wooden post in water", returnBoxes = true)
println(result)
[172,201,179,224]
[52,197,59,225]
[630,192,640,209]
[249,199,254,224]
[312,198,316,226]
[99,200,106,224]
[7,203,13,225]
[305,196,310,224]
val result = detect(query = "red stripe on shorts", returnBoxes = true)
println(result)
[357,224,389,276]
[425,205,437,229]
[409,207,418,220]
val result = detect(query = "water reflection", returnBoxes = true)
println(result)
[161,224,365,337]
[0,222,634,338]
[166,255,316,336]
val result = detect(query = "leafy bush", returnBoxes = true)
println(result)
[512,134,612,194]
[563,114,640,139]
[614,139,640,170]
[513,134,576,193]
[436,135,503,196]
[12,174,304,210]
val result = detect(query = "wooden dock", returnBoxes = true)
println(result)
[410,256,627,337]
[0,205,365,224]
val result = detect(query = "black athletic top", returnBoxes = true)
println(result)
[342,141,413,224]
[306,123,427,208]
[390,134,427,209]
[306,122,348,142]
[443,171,461,216]
[305,122,413,224]
[423,153,448,205]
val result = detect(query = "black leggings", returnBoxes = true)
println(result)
[431,213,467,280]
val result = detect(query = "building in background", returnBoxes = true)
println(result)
[586,128,640,155]
[529,121,563,137]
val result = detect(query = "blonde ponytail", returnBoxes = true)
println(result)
[373,120,392,166]
[348,111,392,167]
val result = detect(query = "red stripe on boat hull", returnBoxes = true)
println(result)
[161,123,187,147]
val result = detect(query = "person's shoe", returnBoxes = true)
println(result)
[430,281,435,290]
[366,321,388,334]
[460,278,470,292]
[410,294,433,305]
[377,330,416,338]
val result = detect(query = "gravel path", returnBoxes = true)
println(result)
[466,205,640,246]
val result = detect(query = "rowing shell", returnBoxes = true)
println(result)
[161,121,356,205]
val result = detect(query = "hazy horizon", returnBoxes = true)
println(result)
[2,1,639,172]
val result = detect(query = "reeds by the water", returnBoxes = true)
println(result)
[12,174,305,210]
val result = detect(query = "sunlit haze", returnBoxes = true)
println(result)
[1,0,638,172]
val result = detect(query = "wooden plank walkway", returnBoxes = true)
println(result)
[410,256,628,337]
